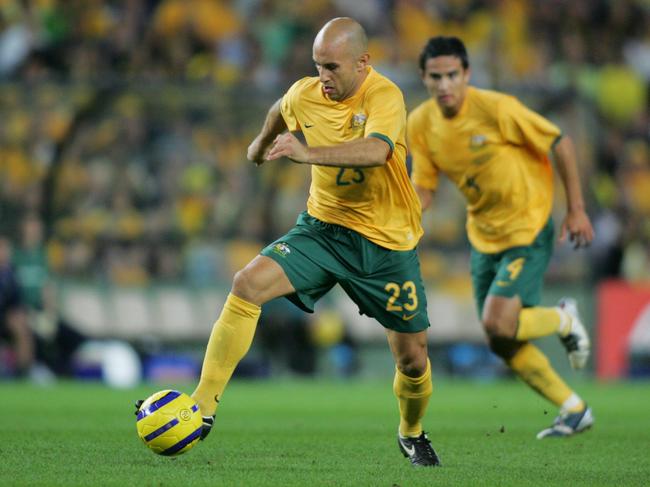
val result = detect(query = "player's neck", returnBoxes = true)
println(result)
[342,66,371,101]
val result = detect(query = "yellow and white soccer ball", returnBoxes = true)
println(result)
[135,390,203,456]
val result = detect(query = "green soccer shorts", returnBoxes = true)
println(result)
[470,218,554,317]
[260,211,430,333]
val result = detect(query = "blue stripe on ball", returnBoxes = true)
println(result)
[161,426,203,456]
[137,390,181,421]
[144,417,179,442]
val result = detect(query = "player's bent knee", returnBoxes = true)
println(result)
[487,336,522,361]
[231,255,295,306]
[482,317,501,337]
[482,316,516,339]
[231,268,262,304]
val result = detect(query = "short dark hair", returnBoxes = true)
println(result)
[418,36,469,71]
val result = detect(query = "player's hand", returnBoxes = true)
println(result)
[266,132,310,163]
[559,209,594,249]
[246,136,269,166]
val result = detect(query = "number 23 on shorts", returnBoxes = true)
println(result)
[384,281,419,320]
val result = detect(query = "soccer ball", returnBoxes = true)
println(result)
[135,390,203,456]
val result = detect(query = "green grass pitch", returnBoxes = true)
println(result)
[1,378,648,486]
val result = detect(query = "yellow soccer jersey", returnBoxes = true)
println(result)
[281,66,423,250]
[408,87,560,253]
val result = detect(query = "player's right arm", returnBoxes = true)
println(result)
[407,104,438,212]
[247,98,287,166]
[267,80,398,168]
[551,135,594,248]
[267,132,390,167]
[498,96,594,248]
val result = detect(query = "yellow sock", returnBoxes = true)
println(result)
[508,342,580,408]
[516,307,571,341]
[393,359,433,437]
[192,293,261,416]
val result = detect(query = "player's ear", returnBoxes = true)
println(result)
[357,52,369,70]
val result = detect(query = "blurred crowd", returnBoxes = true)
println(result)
[0,0,649,291]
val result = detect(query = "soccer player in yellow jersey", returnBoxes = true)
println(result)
[168,18,438,466]
[408,37,595,439]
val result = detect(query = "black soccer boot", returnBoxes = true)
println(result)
[200,414,215,441]
[397,431,441,467]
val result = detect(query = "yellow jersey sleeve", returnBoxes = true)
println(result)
[363,83,405,156]
[280,79,304,132]
[498,96,561,156]
[407,102,440,191]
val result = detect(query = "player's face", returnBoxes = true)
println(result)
[313,42,368,101]
[421,55,470,117]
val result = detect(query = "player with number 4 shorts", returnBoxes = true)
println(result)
[408,36,595,439]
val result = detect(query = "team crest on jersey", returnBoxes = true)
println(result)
[350,113,367,129]
[272,242,291,257]
[469,134,487,150]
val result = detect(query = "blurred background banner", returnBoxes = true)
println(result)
[0,0,648,383]
[597,280,650,379]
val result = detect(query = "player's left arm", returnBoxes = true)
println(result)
[266,134,390,167]
[551,135,595,248]
[247,98,288,166]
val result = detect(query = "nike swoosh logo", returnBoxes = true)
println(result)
[495,280,511,287]
[399,437,416,456]
[402,312,419,321]
[304,123,314,128]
